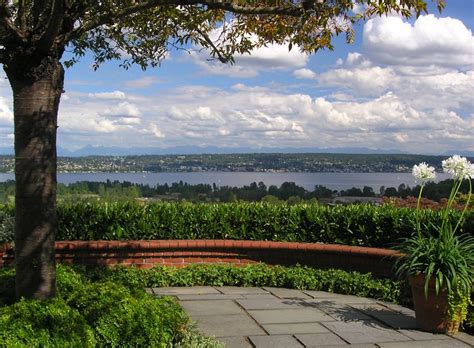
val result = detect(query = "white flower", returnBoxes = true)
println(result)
[412,162,436,184]
[442,155,474,180]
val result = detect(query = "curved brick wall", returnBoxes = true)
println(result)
[0,240,401,277]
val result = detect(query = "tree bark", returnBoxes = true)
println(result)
[5,57,64,300]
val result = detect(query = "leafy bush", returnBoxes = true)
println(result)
[52,202,472,247]
[1,202,471,247]
[0,265,194,347]
[0,208,14,243]
[83,263,408,305]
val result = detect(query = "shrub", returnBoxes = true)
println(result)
[0,265,194,347]
[1,202,471,247]
[83,263,408,305]
[0,208,14,243]
[54,202,472,247]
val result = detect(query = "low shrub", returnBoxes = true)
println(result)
[83,263,408,305]
[0,265,199,347]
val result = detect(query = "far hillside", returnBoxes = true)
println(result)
[2,153,472,173]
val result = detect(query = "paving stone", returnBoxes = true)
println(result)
[152,286,219,295]
[303,290,347,299]
[249,335,304,348]
[308,345,375,348]
[397,329,451,341]
[177,294,245,301]
[216,286,270,295]
[376,339,471,347]
[179,300,244,316]
[376,302,416,316]
[263,322,329,335]
[305,301,372,321]
[322,320,410,344]
[236,298,306,310]
[453,332,474,346]
[295,332,348,346]
[193,314,266,337]
[242,294,277,299]
[217,336,253,348]
[248,308,331,324]
[263,287,311,299]
[350,304,417,329]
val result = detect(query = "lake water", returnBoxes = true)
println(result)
[0,172,451,191]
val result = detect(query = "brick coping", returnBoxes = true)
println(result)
[1,240,399,255]
[0,240,400,276]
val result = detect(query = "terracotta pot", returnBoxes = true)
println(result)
[409,274,459,334]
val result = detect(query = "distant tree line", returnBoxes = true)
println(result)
[0,178,471,204]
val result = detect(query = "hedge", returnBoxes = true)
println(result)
[0,202,472,247]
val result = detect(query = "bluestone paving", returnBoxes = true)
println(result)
[148,286,473,346]
[306,301,372,321]
[263,287,312,299]
[217,336,253,348]
[236,298,306,310]
[216,286,270,295]
[349,304,417,329]
[192,314,266,337]
[376,339,471,348]
[262,322,329,335]
[249,334,304,347]
[295,332,348,346]
[248,308,332,324]
[152,286,219,295]
[321,320,411,344]
[397,329,451,341]
[454,332,474,346]
[179,299,242,316]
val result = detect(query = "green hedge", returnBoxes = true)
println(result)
[0,265,223,347]
[1,202,472,247]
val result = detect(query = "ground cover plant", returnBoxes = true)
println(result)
[0,265,222,347]
[1,202,471,247]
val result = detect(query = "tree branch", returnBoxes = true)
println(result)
[194,26,229,63]
[36,0,65,53]
[0,1,26,43]
[64,0,305,42]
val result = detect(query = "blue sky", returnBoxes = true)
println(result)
[0,1,473,154]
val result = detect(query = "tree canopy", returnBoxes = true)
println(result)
[1,0,445,73]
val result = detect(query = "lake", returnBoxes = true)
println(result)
[0,172,451,191]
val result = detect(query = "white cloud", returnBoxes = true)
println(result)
[318,66,397,96]
[102,102,141,118]
[149,123,165,138]
[88,90,126,99]
[124,76,159,89]
[189,30,309,77]
[364,15,474,68]
[0,97,13,125]
[293,68,317,79]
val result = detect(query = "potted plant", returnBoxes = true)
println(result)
[394,155,474,335]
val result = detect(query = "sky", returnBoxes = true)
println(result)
[0,1,473,155]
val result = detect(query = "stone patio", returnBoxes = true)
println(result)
[146,286,474,348]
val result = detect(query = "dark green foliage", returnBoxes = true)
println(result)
[84,263,407,305]
[0,208,14,243]
[0,265,189,347]
[36,202,472,246]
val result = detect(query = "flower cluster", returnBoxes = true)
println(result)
[442,155,474,180]
[412,162,436,184]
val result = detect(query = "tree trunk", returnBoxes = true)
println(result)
[5,57,64,300]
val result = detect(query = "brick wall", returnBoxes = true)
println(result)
[0,240,401,277]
